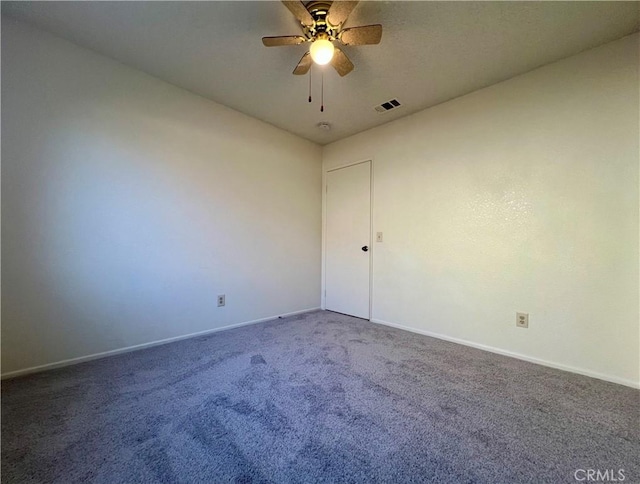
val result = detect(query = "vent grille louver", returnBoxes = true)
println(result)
[374,98,402,113]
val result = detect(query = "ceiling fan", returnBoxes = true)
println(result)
[262,1,383,77]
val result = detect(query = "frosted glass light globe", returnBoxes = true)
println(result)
[310,39,335,65]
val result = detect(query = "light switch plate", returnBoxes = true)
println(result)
[376,232,383,242]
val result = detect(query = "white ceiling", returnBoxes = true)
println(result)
[3,1,639,145]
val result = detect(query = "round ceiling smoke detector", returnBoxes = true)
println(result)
[317,122,331,131]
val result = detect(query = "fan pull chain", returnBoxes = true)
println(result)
[320,70,324,113]
[308,67,312,103]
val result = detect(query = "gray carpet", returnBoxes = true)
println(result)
[2,310,638,483]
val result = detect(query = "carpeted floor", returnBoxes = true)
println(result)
[2,310,638,483]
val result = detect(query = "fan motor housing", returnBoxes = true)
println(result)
[305,1,338,39]
[306,1,333,18]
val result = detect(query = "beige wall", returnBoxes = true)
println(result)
[323,34,640,387]
[1,18,322,375]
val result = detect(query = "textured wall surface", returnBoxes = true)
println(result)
[1,18,322,375]
[323,34,640,387]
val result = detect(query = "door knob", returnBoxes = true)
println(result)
[362,246,369,252]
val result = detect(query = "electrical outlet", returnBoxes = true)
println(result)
[217,294,225,307]
[516,312,529,328]
[376,232,383,242]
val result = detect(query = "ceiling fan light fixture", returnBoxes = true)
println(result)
[309,38,334,65]
[263,1,382,77]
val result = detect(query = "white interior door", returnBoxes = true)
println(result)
[325,161,371,319]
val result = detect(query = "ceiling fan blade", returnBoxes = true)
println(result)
[262,35,307,47]
[327,1,359,26]
[339,24,382,46]
[282,1,314,28]
[293,52,313,75]
[330,48,354,77]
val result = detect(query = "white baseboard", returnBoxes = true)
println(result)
[1,307,321,380]
[370,318,640,389]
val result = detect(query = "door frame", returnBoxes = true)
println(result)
[321,159,374,320]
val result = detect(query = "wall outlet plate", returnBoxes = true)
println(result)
[516,312,529,328]
[217,294,225,307]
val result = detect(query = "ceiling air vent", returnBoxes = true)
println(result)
[374,98,402,114]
